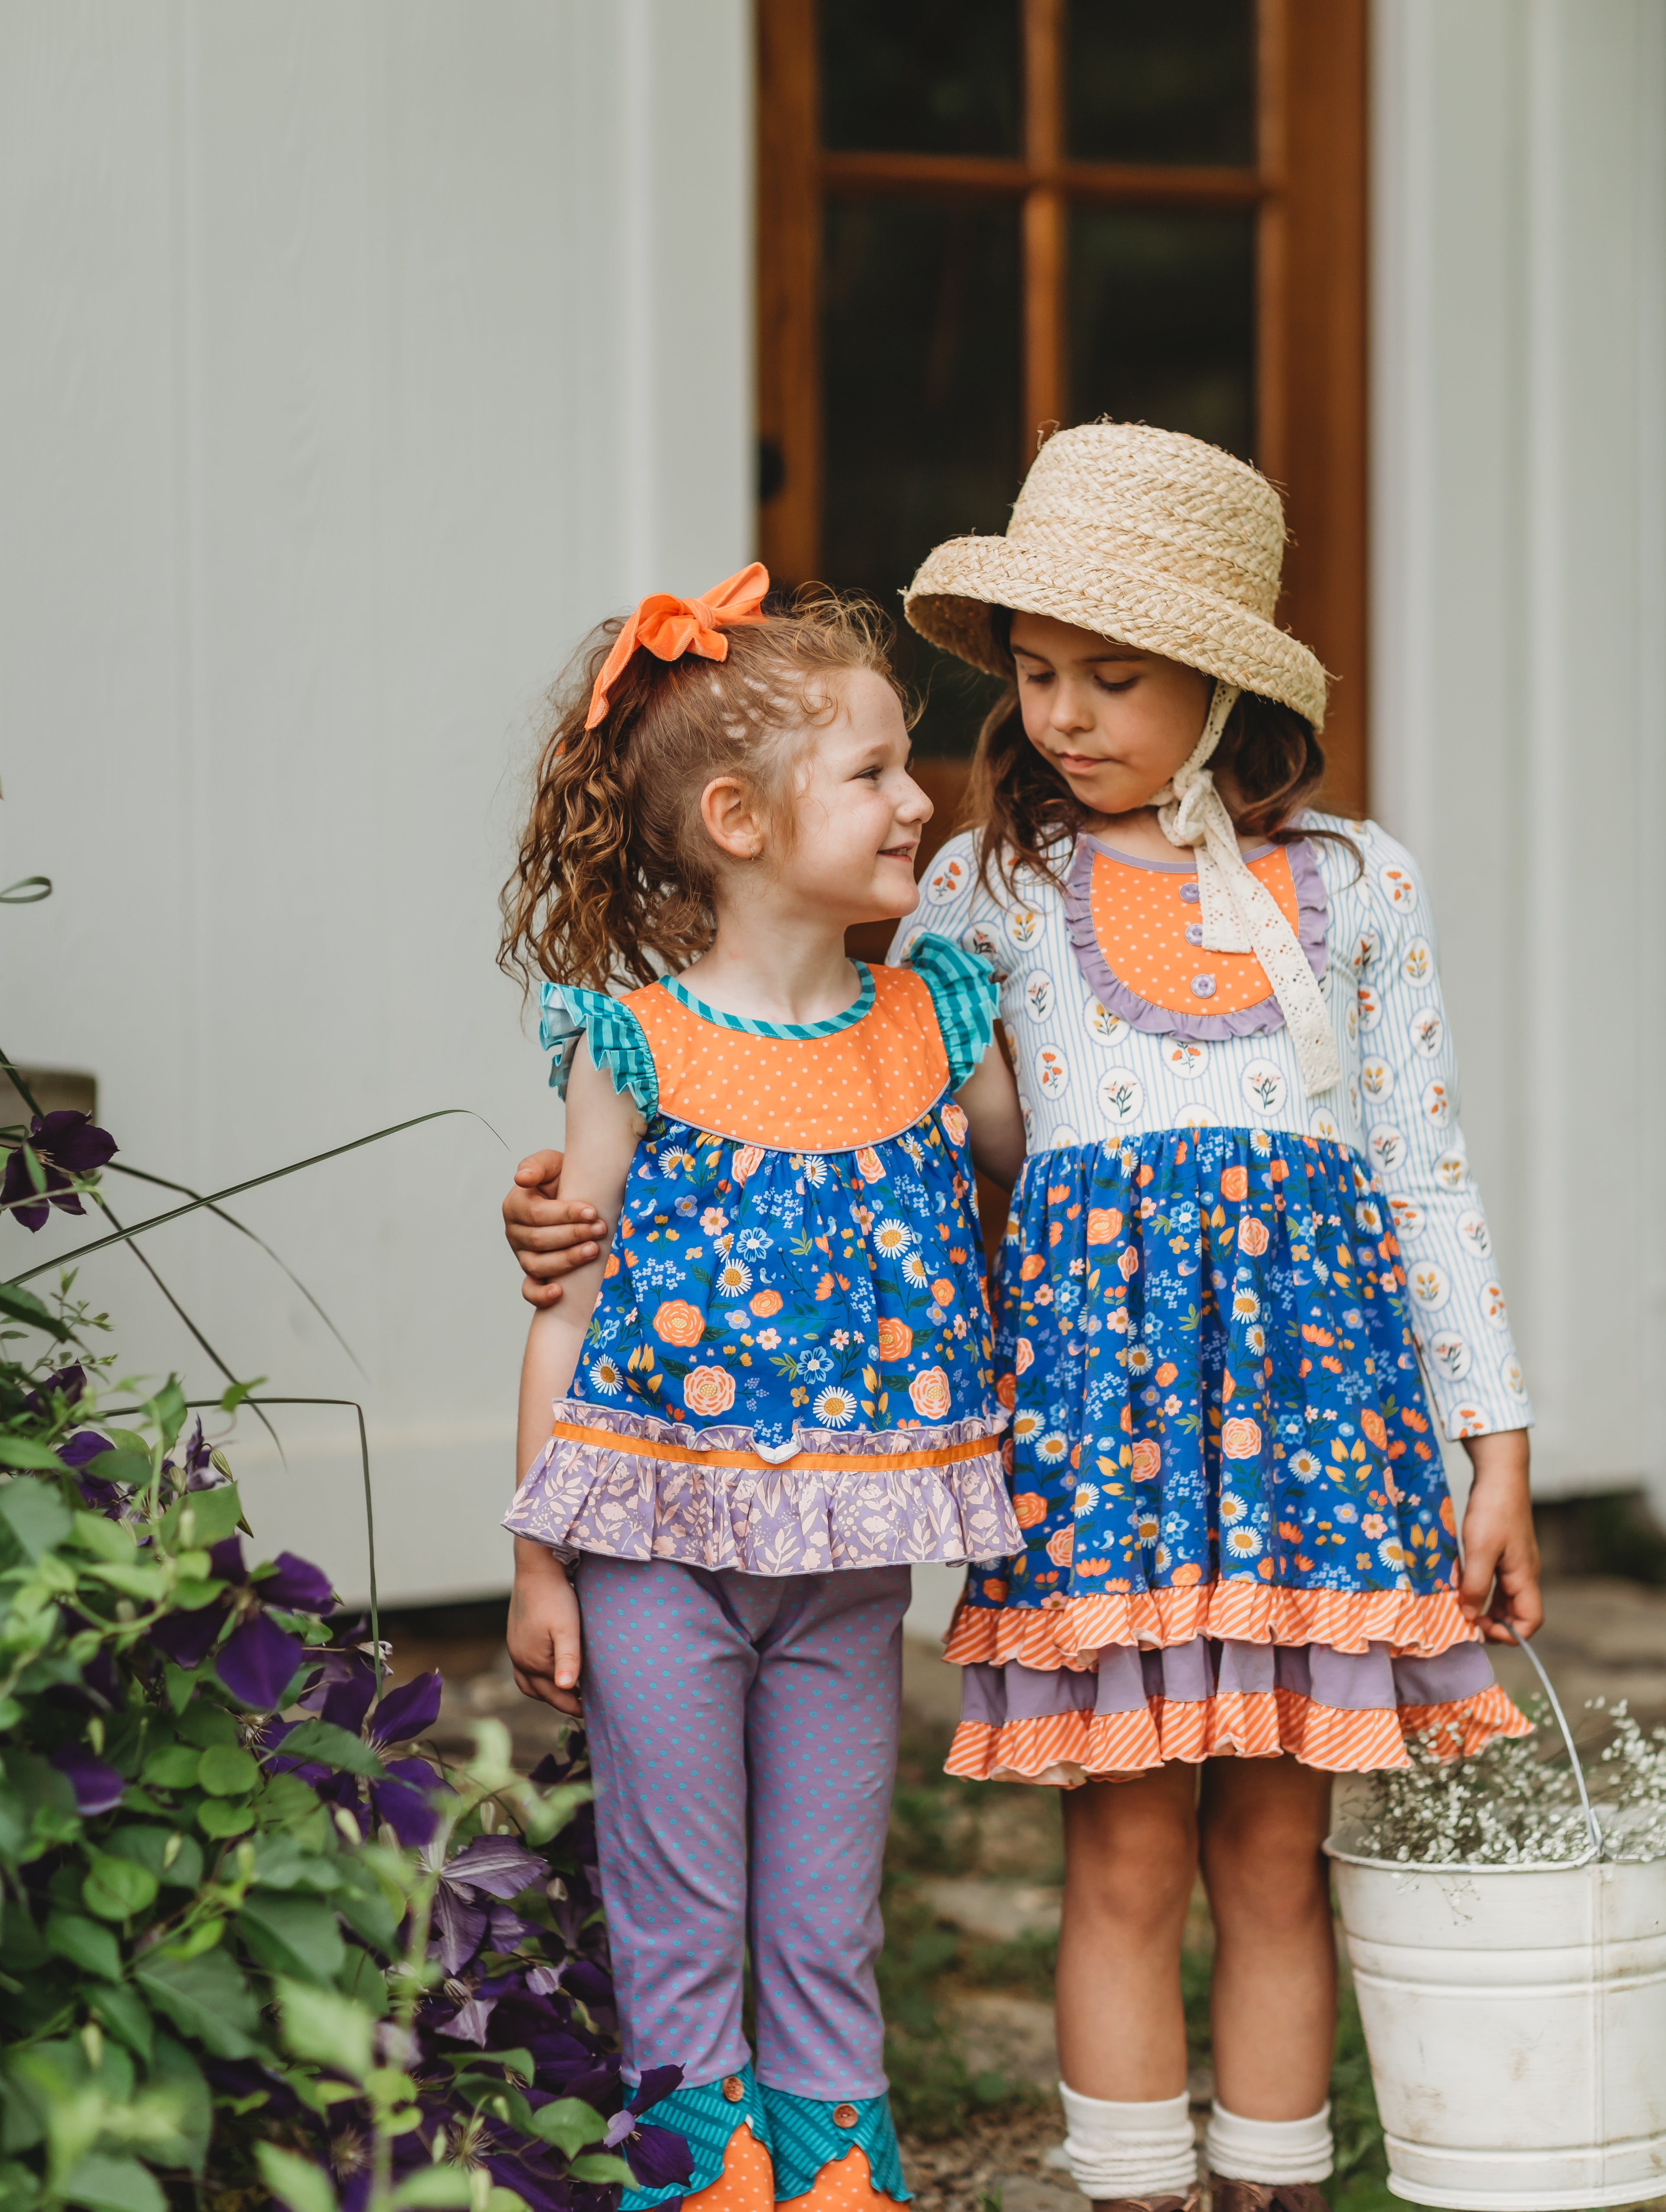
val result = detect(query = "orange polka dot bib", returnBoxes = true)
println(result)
[1063,833,1328,1044]
[629,962,948,1152]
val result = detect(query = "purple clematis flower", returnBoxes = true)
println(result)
[258,1551,336,1614]
[24,1364,86,1418]
[218,1608,308,1709]
[50,1743,126,1815]
[146,1524,333,1710]
[608,2067,693,2190]
[430,1834,547,1975]
[2,1111,117,1231]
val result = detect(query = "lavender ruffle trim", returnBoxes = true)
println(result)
[959,1635,1499,1727]
[1063,832,1330,1043]
[505,1400,1022,1575]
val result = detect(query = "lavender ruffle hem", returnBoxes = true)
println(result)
[961,1635,1500,1729]
[1064,832,1330,1044]
[505,1399,1022,1575]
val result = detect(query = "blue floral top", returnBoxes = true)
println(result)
[504,936,1023,1576]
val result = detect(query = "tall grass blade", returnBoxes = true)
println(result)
[6,1110,485,1285]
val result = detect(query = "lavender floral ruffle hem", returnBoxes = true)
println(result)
[505,1399,1021,1576]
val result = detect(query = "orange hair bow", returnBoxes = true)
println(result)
[584,562,770,730]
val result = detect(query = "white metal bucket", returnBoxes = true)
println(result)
[1327,1841,1666,2208]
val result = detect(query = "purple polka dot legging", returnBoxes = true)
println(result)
[577,1555,911,2098]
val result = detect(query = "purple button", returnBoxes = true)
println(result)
[1185,923,1203,946]
[1180,882,1201,904]
[1191,974,1216,999]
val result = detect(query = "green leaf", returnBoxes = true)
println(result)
[142,2034,213,2177]
[196,1744,258,1798]
[0,2156,41,2212]
[0,1283,72,1339]
[275,1978,373,2081]
[59,2156,166,2212]
[334,1884,400,1957]
[81,1854,158,1923]
[161,1485,242,1552]
[0,1479,72,1557]
[0,2077,45,2155]
[388,2172,474,2210]
[86,1985,152,2063]
[133,1949,260,2059]
[567,2155,637,2187]
[139,1746,201,1791]
[0,1438,70,1473]
[105,1826,203,1891]
[255,2146,337,2212]
[251,1775,329,1837]
[173,1703,238,1752]
[44,1911,122,1983]
[72,1446,151,1492]
[335,1946,392,2018]
[517,1780,592,1848]
[70,1514,136,1564]
[275,1720,384,1779]
[236,1894,346,1986]
[196,1798,253,1839]
[525,2099,608,2157]
[145,1382,187,1457]
[84,1563,165,1602]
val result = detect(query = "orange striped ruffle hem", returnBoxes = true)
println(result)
[941,1579,1477,1669]
[944,1681,1532,1786]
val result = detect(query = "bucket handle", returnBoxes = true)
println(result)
[1497,1619,1602,1858]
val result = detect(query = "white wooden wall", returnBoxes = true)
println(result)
[1372,0,1666,1512]
[0,2,753,1603]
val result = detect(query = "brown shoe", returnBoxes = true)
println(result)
[1087,2196,1200,2212]
[1208,2182,1330,2212]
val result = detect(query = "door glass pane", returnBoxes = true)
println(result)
[822,198,1021,752]
[1069,208,1255,457]
[1066,0,1256,166]
[821,0,1021,157]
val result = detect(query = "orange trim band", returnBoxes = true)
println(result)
[943,1682,1531,1785]
[942,1580,1479,1666]
[547,1417,1000,1478]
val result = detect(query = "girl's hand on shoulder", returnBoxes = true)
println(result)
[957,1037,1026,1190]
[1457,1428,1542,1642]
[508,1541,583,1713]
[502,1148,610,1308]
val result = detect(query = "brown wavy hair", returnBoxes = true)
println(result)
[500,590,903,993]
[962,606,1356,894]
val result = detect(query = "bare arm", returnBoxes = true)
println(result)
[503,1148,609,1308]
[508,1049,641,1711]
[957,1036,1026,1191]
[1457,1428,1542,1642]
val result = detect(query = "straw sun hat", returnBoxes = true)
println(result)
[903,420,1328,730]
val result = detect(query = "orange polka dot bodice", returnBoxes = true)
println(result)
[1084,841,1302,1016]
[627,963,949,1152]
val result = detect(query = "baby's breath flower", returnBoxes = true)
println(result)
[1346,1699,1666,1867]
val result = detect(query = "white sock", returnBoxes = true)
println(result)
[1058,2083,1198,2200]
[1205,2100,1333,2186]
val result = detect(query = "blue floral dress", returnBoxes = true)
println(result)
[505,936,1022,1574]
[892,817,1532,1781]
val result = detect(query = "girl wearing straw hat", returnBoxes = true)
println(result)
[895,423,1541,2212]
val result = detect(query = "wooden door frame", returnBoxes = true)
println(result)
[757,0,1368,813]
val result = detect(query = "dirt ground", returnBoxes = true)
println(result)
[383,1571,1666,2212]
